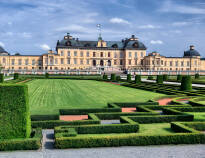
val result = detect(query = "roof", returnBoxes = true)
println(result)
[56,34,147,50]
[0,46,9,56]
[184,49,200,57]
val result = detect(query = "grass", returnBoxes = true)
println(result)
[186,112,205,121]
[27,79,166,115]
[73,123,174,137]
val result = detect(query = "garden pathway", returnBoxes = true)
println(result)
[0,144,204,158]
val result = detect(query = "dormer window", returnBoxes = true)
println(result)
[132,42,138,48]
[66,41,71,46]
[112,44,118,48]
[84,43,91,47]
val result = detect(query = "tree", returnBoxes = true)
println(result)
[156,75,163,84]
[181,75,192,91]
[135,75,141,84]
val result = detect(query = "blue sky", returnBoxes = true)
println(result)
[0,0,205,57]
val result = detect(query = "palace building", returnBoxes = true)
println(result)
[0,33,205,73]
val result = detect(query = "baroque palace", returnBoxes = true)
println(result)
[0,33,205,73]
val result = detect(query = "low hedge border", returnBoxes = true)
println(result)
[55,121,139,135]
[55,132,205,149]
[31,114,59,121]
[183,122,205,131]
[171,122,199,133]
[189,97,205,107]
[0,128,42,151]
[59,107,121,115]
[169,107,205,112]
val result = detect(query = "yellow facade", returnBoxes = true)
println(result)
[0,34,204,73]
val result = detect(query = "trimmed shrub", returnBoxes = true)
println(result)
[156,75,163,84]
[55,133,205,149]
[31,115,59,121]
[0,128,42,151]
[147,76,154,80]
[14,73,19,80]
[135,75,141,84]
[0,85,31,139]
[171,122,198,133]
[111,74,116,81]
[103,74,108,80]
[177,75,182,81]
[181,75,192,91]
[116,76,121,81]
[0,73,4,83]
[163,74,168,81]
[195,73,200,79]
[45,73,49,79]
[127,74,131,82]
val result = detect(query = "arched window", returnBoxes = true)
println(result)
[132,42,138,48]
[93,52,96,57]
[66,41,72,46]
[100,52,103,57]
[112,44,118,48]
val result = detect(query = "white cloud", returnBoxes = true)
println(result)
[150,40,163,44]
[160,0,205,14]
[55,24,88,33]
[172,22,188,26]
[0,42,5,47]
[109,17,130,25]
[138,24,161,29]
[21,32,32,38]
[40,44,50,51]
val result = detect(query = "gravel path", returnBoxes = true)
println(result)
[0,144,204,158]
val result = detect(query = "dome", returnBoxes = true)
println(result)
[184,45,200,57]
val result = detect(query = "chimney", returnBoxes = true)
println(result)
[190,45,195,50]
[131,35,135,38]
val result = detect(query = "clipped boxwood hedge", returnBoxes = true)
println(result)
[135,75,141,84]
[181,75,192,91]
[55,133,205,149]
[103,74,108,80]
[111,74,116,81]
[127,74,131,82]
[0,84,31,139]
[156,75,163,84]
[14,73,19,80]
[0,128,42,151]
[0,73,4,83]
[45,73,49,79]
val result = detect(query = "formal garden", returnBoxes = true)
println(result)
[0,73,205,151]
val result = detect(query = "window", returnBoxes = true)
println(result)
[129,60,131,65]
[86,52,89,57]
[12,59,15,65]
[32,60,35,66]
[108,52,111,57]
[55,59,58,64]
[114,60,117,65]
[114,52,117,58]
[152,61,154,65]
[170,61,172,66]
[120,60,123,65]
[18,59,22,65]
[25,59,28,65]
[129,52,132,58]
[3,58,6,64]
[195,60,197,66]
[80,59,83,64]
[135,52,138,58]
[175,61,178,67]
[93,52,96,57]
[61,58,64,64]
[67,59,70,64]
[161,60,163,65]
[87,59,89,65]
[74,59,77,64]
[100,52,103,57]
[45,59,48,64]
[141,52,144,57]
[74,51,77,56]
[165,61,167,66]
[80,51,83,57]
[38,60,42,65]
[187,61,190,66]
[181,61,184,67]
[135,60,138,65]
[67,51,70,56]
[120,52,123,58]
[61,51,64,56]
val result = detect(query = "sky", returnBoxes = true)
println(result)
[0,0,205,57]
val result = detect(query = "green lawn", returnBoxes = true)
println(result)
[27,79,166,115]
